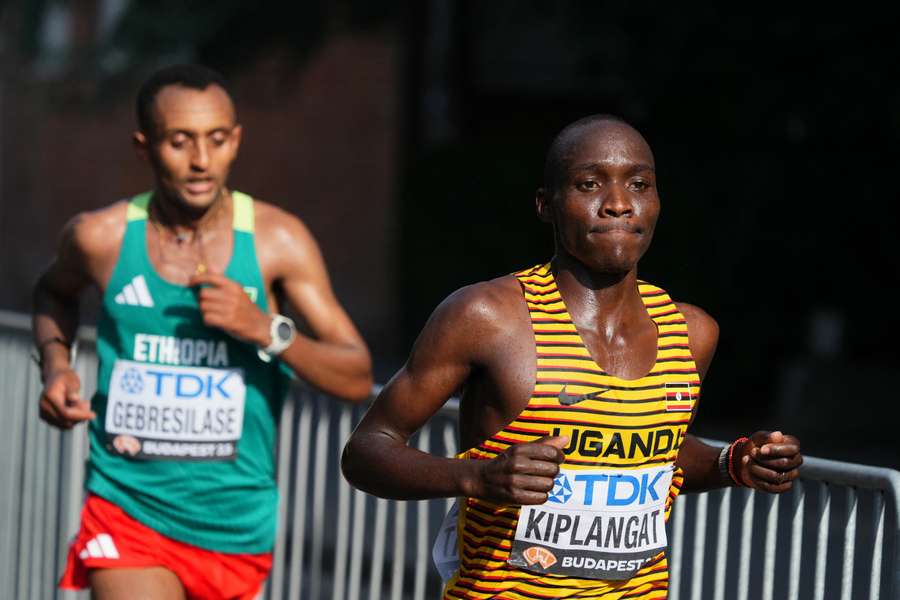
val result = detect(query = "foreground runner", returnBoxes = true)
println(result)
[33,64,372,599]
[343,115,802,598]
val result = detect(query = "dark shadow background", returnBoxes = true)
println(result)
[1,2,897,468]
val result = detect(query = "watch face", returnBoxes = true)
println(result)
[276,321,292,341]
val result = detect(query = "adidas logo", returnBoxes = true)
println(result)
[78,533,120,560]
[114,275,154,307]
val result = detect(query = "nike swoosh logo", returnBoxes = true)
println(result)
[558,384,612,406]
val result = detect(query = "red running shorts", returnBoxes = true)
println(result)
[60,494,272,600]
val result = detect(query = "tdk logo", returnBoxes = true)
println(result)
[548,474,573,504]
[144,369,235,399]
[562,471,665,507]
[120,368,145,394]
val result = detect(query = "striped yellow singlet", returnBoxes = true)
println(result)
[444,264,699,600]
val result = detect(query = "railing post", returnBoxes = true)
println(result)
[2,314,900,600]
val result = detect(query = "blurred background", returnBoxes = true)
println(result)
[0,2,897,468]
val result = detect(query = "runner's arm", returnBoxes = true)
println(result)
[32,206,122,427]
[257,207,372,401]
[342,283,566,502]
[675,303,802,492]
[673,303,727,491]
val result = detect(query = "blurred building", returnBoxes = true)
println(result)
[1,2,897,467]
[0,1,404,371]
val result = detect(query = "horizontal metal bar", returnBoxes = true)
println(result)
[3,312,900,600]
[1,309,97,345]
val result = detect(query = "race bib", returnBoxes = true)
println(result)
[508,465,673,580]
[105,359,246,461]
[432,499,461,585]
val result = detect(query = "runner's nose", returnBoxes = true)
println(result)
[600,183,633,218]
[190,139,210,171]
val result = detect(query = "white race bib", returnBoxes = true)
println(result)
[508,465,673,580]
[105,359,246,461]
[432,499,461,585]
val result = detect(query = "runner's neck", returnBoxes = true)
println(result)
[551,255,646,328]
[150,188,231,238]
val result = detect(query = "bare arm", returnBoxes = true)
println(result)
[342,282,566,502]
[675,303,802,493]
[673,303,724,492]
[266,213,372,401]
[191,202,372,402]
[32,205,123,428]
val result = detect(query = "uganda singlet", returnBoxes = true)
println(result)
[85,191,290,554]
[443,264,698,599]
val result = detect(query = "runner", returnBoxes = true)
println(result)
[342,115,802,598]
[33,64,373,599]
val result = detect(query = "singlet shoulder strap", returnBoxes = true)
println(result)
[231,190,254,233]
[637,280,685,325]
[513,263,555,289]
[126,192,151,222]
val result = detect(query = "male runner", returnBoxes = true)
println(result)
[33,64,373,599]
[342,115,802,598]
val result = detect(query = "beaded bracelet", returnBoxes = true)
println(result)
[727,436,750,487]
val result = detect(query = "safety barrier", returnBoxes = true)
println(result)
[668,448,899,600]
[1,309,898,599]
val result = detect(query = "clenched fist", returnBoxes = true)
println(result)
[39,367,95,429]
[733,430,803,493]
[189,272,270,346]
[467,435,569,504]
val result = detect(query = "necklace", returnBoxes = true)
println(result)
[149,206,208,275]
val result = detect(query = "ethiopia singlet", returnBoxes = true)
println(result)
[85,191,290,554]
[444,264,698,599]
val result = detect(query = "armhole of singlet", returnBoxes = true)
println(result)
[101,192,151,307]
[459,267,547,458]
[512,263,547,324]
[227,191,271,318]
[640,280,701,372]
[512,263,552,405]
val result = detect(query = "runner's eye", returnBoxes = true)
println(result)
[169,134,189,149]
[577,180,599,192]
[629,180,650,192]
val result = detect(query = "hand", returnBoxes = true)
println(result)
[39,367,95,429]
[469,435,569,504]
[189,272,270,346]
[735,431,802,493]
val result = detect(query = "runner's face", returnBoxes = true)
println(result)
[544,123,659,274]
[143,84,241,213]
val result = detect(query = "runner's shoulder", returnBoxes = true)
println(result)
[674,302,719,366]
[61,200,128,260]
[250,198,317,251]
[674,302,718,337]
[431,275,525,340]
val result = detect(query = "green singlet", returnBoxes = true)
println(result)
[85,190,290,553]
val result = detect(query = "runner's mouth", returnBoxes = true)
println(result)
[590,225,641,235]
[184,179,215,194]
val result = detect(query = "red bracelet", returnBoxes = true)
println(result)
[727,436,749,487]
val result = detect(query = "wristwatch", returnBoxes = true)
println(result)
[258,314,296,361]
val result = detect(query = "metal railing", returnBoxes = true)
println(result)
[2,309,898,599]
[669,448,900,600]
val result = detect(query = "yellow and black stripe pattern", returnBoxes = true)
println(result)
[444,264,698,599]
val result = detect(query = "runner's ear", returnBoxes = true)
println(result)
[535,188,553,223]
[133,131,149,161]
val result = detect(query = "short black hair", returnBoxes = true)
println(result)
[136,64,234,135]
[543,114,631,194]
